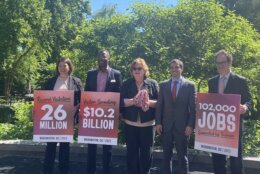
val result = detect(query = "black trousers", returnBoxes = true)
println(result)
[162,127,189,174]
[212,123,244,174]
[87,144,112,174]
[124,123,154,174]
[43,142,70,174]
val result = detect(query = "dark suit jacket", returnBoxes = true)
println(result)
[155,78,196,133]
[208,72,252,115]
[44,75,83,124]
[84,68,122,92]
[44,75,83,106]
[120,77,159,123]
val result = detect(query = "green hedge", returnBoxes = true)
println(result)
[0,102,259,157]
[0,106,14,123]
[0,102,33,139]
[243,119,260,156]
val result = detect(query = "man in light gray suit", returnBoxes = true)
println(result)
[156,59,196,174]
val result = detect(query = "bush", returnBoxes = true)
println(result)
[0,98,6,104]
[0,123,16,139]
[243,119,260,156]
[0,101,259,158]
[0,102,33,139]
[0,106,14,123]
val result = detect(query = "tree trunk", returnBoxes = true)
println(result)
[3,46,33,97]
[4,70,14,97]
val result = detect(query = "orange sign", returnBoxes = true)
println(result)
[194,93,241,157]
[33,90,74,142]
[78,92,120,145]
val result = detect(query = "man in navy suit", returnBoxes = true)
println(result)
[156,59,196,174]
[85,49,122,174]
[208,50,252,174]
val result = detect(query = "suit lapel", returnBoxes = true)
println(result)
[166,79,172,97]
[50,76,58,90]
[105,68,114,91]
[177,78,185,100]
[213,76,220,93]
[224,72,234,94]
[93,70,98,91]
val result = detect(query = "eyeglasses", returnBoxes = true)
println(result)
[133,67,143,71]
[216,61,228,65]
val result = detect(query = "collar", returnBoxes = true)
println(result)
[98,66,111,73]
[219,72,231,80]
[133,77,149,84]
[143,77,150,85]
[171,76,183,83]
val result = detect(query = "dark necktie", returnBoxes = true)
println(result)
[172,81,178,102]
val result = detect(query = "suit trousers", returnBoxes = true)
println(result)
[124,123,154,174]
[43,142,70,174]
[162,127,189,174]
[212,122,244,174]
[87,144,112,174]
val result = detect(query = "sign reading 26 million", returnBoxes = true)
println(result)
[33,90,74,142]
[194,93,241,157]
[78,92,120,145]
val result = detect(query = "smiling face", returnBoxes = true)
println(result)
[98,50,109,72]
[170,62,183,79]
[58,61,70,77]
[130,58,150,81]
[215,53,231,76]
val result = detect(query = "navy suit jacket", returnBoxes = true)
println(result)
[84,68,122,92]
[208,72,252,116]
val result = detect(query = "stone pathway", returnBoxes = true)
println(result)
[0,155,214,174]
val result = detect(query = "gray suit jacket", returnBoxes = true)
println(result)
[155,78,196,133]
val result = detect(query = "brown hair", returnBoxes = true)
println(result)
[215,50,233,64]
[56,57,73,75]
[170,58,184,70]
[130,58,150,77]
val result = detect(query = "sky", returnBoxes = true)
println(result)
[91,0,178,14]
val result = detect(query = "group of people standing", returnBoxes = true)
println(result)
[42,49,252,174]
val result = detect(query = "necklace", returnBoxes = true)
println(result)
[136,81,144,91]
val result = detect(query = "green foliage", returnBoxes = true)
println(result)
[0,0,259,156]
[0,98,6,104]
[217,0,260,31]
[0,0,51,96]
[94,3,117,18]
[0,102,33,139]
[0,106,14,123]
[243,120,260,156]
[0,123,16,139]
[0,0,91,96]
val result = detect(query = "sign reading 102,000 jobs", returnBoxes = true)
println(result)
[195,93,241,157]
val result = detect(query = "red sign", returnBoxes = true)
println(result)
[33,90,74,142]
[194,93,241,157]
[78,92,120,145]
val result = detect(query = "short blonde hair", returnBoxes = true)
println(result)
[130,58,150,77]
